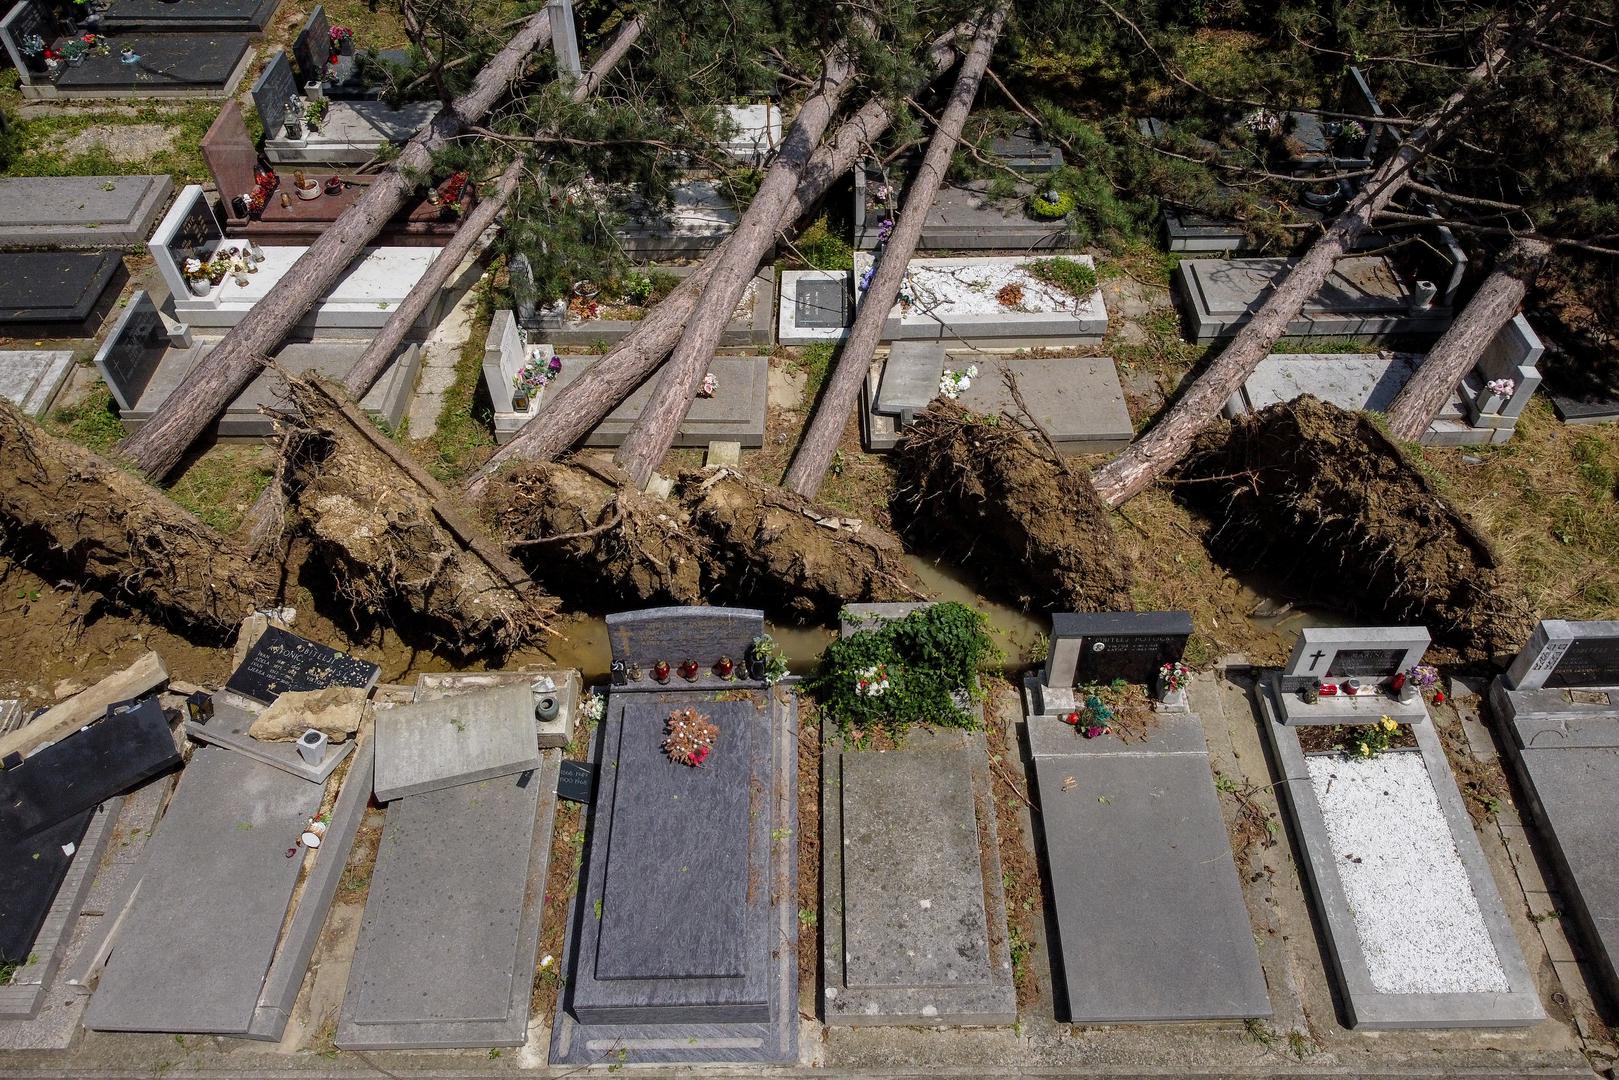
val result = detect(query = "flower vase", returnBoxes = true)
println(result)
[187,278,211,297]
[1157,684,1189,712]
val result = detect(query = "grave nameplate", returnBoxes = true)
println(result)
[165,194,224,267]
[94,291,164,413]
[1045,611,1193,688]
[291,6,331,86]
[605,606,765,690]
[1325,648,1408,678]
[556,760,595,804]
[1545,636,1619,689]
[224,626,380,705]
[251,52,299,138]
[795,279,848,329]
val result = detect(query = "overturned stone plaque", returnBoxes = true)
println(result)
[185,697,354,783]
[225,626,380,705]
[0,811,93,966]
[373,683,541,802]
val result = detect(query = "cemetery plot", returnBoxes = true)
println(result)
[536,267,773,347]
[778,270,851,345]
[1229,315,1544,447]
[372,683,542,802]
[1256,675,1543,1028]
[0,252,121,326]
[853,254,1107,348]
[413,668,581,748]
[0,351,74,417]
[861,344,1132,454]
[0,175,172,248]
[615,180,740,259]
[98,0,279,33]
[1270,625,1432,725]
[1490,620,1619,1008]
[1175,250,1460,343]
[289,7,412,100]
[184,697,355,783]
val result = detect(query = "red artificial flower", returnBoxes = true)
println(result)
[692,746,709,764]
[1083,725,1106,739]
[1434,690,1446,704]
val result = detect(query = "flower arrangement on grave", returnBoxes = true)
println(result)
[182,257,214,295]
[1346,715,1400,758]
[748,634,789,684]
[511,351,562,410]
[437,171,469,207]
[623,271,654,305]
[1332,118,1367,149]
[328,24,353,53]
[119,45,138,63]
[1159,660,1191,695]
[1080,692,1114,738]
[698,372,718,398]
[1028,187,1075,220]
[1242,107,1282,135]
[663,707,718,767]
[876,217,895,244]
[939,364,978,400]
[579,687,605,724]
[996,282,1024,308]
[807,602,995,738]
[854,663,890,697]
[304,97,329,131]
[1486,377,1516,400]
[19,32,44,56]
[857,263,876,293]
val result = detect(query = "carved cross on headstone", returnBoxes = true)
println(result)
[1308,649,1326,671]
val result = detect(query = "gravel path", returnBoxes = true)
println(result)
[1306,750,1509,995]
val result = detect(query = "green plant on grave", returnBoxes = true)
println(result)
[1344,716,1400,759]
[749,634,789,685]
[807,602,997,738]
[1027,257,1097,299]
[1028,188,1076,220]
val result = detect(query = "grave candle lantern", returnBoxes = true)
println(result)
[652,660,670,683]
[678,659,700,682]
[714,655,734,678]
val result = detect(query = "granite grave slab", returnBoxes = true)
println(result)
[615,179,739,259]
[0,811,93,966]
[529,265,774,347]
[412,668,581,749]
[854,254,1108,348]
[0,697,178,841]
[0,175,173,247]
[1026,708,1270,1022]
[0,351,74,416]
[84,748,324,1034]
[51,32,254,95]
[873,341,947,421]
[336,753,557,1049]
[0,252,120,324]
[603,606,768,693]
[184,696,355,783]
[224,625,380,705]
[778,270,850,344]
[1256,679,1543,1027]
[373,682,541,802]
[99,0,279,33]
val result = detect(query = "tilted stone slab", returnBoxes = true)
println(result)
[373,683,541,802]
[0,175,173,248]
[84,748,323,1034]
[0,351,74,417]
[413,668,580,749]
[100,0,278,33]
[0,811,93,967]
[185,697,354,783]
[1029,711,1271,1022]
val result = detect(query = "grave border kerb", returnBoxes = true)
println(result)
[1254,677,1544,1029]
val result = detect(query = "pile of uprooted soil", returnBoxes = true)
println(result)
[1178,396,1533,663]
[890,400,1133,612]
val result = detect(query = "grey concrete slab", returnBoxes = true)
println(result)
[874,341,947,418]
[413,668,580,748]
[0,350,73,417]
[855,254,1108,348]
[1280,624,1430,693]
[0,175,173,248]
[185,698,354,783]
[84,748,323,1034]
[854,175,1070,252]
[1175,256,1454,342]
[335,753,557,1049]
[101,0,278,33]
[1030,711,1270,1022]
[551,688,798,1065]
[0,252,120,324]
[373,682,541,802]
[1257,680,1544,1028]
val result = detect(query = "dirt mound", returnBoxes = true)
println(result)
[0,401,273,636]
[891,399,1133,612]
[678,467,921,620]
[485,456,709,607]
[276,378,551,657]
[1178,396,1533,662]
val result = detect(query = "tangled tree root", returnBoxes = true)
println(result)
[892,400,1134,612]
[486,456,709,607]
[1178,395,1532,662]
[0,400,274,635]
[276,377,551,657]
[679,467,921,620]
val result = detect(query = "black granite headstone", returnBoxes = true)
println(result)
[0,697,177,840]
[0,2,48,79]
[556,759,595,804]
[224,626,380,704]
[96,291,164,412]
[1050,611,1194,686]
[291,5,330,86]
[164,191,224,267]
[1544,636,1619,689]
[795,279,849,329]
[251,50,299,136]
[0,252,121,324]
[0,809,93,965]
[1324,648,1407,678]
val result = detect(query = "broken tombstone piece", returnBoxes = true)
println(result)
[248,685,368,743]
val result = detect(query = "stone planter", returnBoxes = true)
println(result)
[1157,685,1189,712]
[187,277,212,297]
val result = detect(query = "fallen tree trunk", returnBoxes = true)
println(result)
[1177,396,1533,661]
[784,3,1007,498]
[275,377,552,656]
[678,467,922,619]
[0,401,275,634]
[1385,235,1552,441]
[1090,11,1557,508]
[891,397,1134,612]
[118,8,558,481]
[464,29,963,498]
[612,29,868,489]
[344,15,646,400]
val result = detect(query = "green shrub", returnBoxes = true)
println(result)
[807,602,997,738]
[1028,189,1076,220]
[794,215,853,271]
[1028,256,1098,298]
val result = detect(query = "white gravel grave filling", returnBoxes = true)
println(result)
[901,263,1078,317]
[1306,751,1509,995]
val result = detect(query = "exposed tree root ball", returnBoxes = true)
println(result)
[678,467,922,620]
[1178,396,1533,662]
[0,400,274,635]
[891,400,1134,612]
[485,455,709,607]
[275,378,551,657]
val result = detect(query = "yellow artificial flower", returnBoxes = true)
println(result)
[1379,716,1397,732]
[1359,744,1372,757]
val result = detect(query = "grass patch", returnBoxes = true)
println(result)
[46,385,124,453]
[167,446,274,533]
[790,214,853,271]
[792,341,835,402]
[419,278,497,482]
[1028,256,1098,298]
[1,102,219,184]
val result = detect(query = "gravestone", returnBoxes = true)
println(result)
[0,811,93,965]
[147,186,225,301]
[412,668,579,748]
[251,51,300,139]
[0,175,173,247]
[224,626,380,705]
[604,606,766,691]
[372,683,542,802]
[481,310,532,414]
[0,698,178,840]
[1037,611,1192,714]
[1504,620,1619,690]
[796,277,848,329]
[556,759,594,804]
[291,7,331,87]
[0,2,47,86]
[201,102,260,217]
[873,341,946,423]
[92,291,166,413]
[1280,626,1430,691]
[0,252,121,324]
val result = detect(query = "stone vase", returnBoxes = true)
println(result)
[1158,685,1189,712]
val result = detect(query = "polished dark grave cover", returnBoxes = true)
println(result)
[0,811,92,965]
[0,252,120,323]
[224,626,380,705]
[53,34,252,90]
